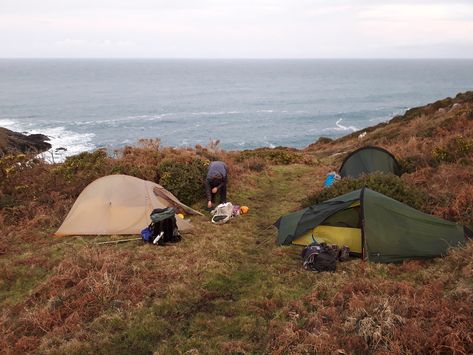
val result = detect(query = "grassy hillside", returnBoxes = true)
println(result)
[1,93,472,354]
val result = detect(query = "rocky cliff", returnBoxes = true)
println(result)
[0,127,52,155]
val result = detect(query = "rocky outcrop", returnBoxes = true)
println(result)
[0,127,51,155]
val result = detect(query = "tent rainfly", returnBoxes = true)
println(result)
[339,146,402,178]
[274,188,470,263]
[55,174,203,236]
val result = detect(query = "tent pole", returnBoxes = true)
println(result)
[360,186,367,261]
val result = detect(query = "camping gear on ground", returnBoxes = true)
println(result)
[140,225,154,242]
[339,146,402,178]
[211,202,234,224]
[338,245,350,261]
[275,187,468,263]
[301,242,340,272]
[150,207,175,223]
[323,171,341,188]
[232,205,241,216]
[141,207,182,245]
[55,174,202,236]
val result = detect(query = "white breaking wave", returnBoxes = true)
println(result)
[71,114,176,126]
[334,118,357,132]
[189,110,241,116]
[319,118,358,133]
[33,126,95,163]
[0,118,22,131]
[0,118,95,163]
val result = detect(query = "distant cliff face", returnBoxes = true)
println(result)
[0,127,52,155]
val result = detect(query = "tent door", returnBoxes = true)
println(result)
[292,225,362,253]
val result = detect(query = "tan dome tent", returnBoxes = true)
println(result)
[55,175,203,236]
[339,146,402,178]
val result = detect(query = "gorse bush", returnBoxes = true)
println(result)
[303,172,426,210]
[431,146,454,163]
[0,153,41,189]
[157,158,208,205]
[56,149,111,181]
[432,136,473,163]
[0,153,29,179]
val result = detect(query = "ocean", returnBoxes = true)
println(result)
[1,59,473,160]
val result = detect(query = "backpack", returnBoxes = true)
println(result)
[140,207,182,245]
[301,242,342,272]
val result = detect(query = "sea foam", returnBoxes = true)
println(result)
[0,118,95,163]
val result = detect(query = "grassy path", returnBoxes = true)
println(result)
[147,164,321,354]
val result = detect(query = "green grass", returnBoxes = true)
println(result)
[0,244,66,307]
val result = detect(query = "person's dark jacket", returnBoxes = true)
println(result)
[205,161,228,201]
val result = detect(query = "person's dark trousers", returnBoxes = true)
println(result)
[211,183,227,204]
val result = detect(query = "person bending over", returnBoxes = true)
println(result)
[205,160,228,209]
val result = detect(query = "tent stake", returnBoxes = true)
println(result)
[96,237,142,245]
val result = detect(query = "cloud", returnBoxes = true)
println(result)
[357,3,473,21]
[0,1,472,57]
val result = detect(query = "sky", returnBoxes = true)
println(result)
[1,0,473,58]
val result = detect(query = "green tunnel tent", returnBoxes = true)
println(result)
[274,188,469,263]
[339,146,402,178]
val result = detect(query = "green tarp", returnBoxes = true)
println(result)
[275,188,467,263]
[339,146,402,178]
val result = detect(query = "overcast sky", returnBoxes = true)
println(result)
[1,0,473,58]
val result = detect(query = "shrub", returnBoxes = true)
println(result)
[113,145,162,181]
[316,136,333,144]
[245,157,267,172]
[0,194,16,208]
[416,126,435,138]
[432,136,473,163]
[303,172,426,210]
[194,144,222,162]
[430,97,452,112]
[466,110,473,121]
[431,147,454,163]
[398,155,425,173]
[56,149,111,181]
[236,148,302,165]
[157,158,208,205]
[0,154,42,184]
[453,136,473,156]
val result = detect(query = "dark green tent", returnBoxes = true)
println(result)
[339,146,402,178]
[275,188,469,263]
